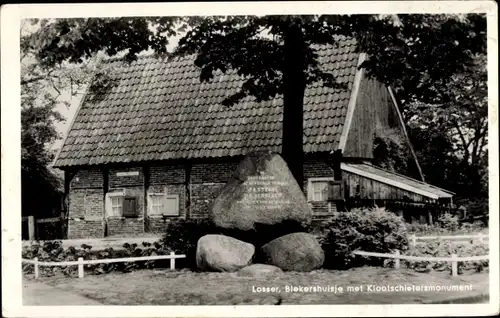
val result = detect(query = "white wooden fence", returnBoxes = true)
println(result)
[409,233,489,246]
[353,250,489,276]
[22,252,186,279]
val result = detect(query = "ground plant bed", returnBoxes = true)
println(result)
[23,267,489,305]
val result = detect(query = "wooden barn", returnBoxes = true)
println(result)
[53,35,453,239]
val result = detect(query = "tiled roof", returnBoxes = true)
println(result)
[54,36,360,167]
[341,163,455,199]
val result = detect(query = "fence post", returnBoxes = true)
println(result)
[451,253,458,276]
[170,251,176,270]
[34,257,39,279]
[395,250,400,269]
[78,257,84,278]
[411,234,416,246]
[28,216,35,241]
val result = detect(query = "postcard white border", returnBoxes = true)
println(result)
[2,1,498,317]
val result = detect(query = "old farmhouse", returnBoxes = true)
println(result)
[53,36,454,239]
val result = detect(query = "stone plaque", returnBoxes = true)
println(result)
[238,174,291,210]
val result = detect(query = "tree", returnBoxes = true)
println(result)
[20,19,96,222]
[27,15,486,189]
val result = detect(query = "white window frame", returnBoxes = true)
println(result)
[147,193,179,216]
[307,177,335,202]
[106,191,125,217]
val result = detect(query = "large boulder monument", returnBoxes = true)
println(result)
[210,151,313,233]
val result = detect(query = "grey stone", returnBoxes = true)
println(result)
[237,264,283,277]
[210,151,312,231]
[196,234,254,272]
[261,232,324,272]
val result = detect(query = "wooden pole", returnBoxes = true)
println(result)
[170,251,176,270]
[411,234,416,246]
[451,253,458,276]
[34,257,39,279]
[395,250,400,269]
[78,257,84,278]
[28,216,35,241]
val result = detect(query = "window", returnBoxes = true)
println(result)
[106,192,139,218]
[308,178,344,202]
[311,181,329,201]
[110,196,123,216]
[148,194,179,216]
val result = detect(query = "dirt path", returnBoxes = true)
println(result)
[23,280,102,306]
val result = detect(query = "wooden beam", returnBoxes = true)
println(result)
[102,167,109,237]
[28,216,35,241]
[338,53,367,152]
[143,166,150,232]
[185,164,192,219]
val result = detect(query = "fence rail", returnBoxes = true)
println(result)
[352,250,489,276]
[409,233,489,246]
[22,252,186,279]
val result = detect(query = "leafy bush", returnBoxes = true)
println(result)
[317,207,409,269]
[22,240,172,277]
[437,213,460,232]
[161,218,218,269]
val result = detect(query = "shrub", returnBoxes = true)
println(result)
[22,240,173,277]
[161,218,219,269]
[317,207,408,269]
[437,213,460,232]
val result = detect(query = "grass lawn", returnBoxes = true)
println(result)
[25,267,489,305]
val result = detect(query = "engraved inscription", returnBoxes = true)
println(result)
[238,175,291,210]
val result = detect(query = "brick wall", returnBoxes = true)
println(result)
[67,168,105,239]
[106,217,144,236]
[66,157,340,238]
[190,183,226,218]
[107,167,145,236]
[190,162,238,217]
[71,168,103,189]
[68,219,104,239]
[146,165,187,233]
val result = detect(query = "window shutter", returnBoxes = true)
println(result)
[123,196,138,217]
[328,181,344,201]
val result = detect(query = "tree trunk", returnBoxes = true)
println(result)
[282,22,307,190]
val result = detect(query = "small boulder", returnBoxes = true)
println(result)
[210,151,312,231]
[237,264,283,277]
[196,234,254,272]
[260,232,324,272]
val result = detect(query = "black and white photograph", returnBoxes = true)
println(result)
[1,1,498,317]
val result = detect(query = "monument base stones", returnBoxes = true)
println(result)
[260,232,325,272]
[196,234,255,272]
[237,264,283,278]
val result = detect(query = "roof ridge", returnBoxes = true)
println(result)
[100,51,192,65]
